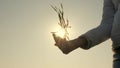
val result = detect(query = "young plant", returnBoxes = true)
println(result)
[51,4,71,40]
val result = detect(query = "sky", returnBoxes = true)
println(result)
[0,0,113,68]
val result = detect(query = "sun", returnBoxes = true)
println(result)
[55,29,65,38]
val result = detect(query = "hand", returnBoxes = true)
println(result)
[52,32,82,54]
[52,32,70,54]
[52,32,66,46]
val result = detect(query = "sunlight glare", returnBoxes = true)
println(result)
[55,29,65,38]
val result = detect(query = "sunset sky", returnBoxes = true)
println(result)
[0,0,113,68]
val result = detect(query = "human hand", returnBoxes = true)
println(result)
[52,32,70,54]
[52,32,66,46]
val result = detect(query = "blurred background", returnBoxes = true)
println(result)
[0,0,113,68]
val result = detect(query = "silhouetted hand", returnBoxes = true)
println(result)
[52,33,66,45]
[52,32,71,54]
[52,32,89,54]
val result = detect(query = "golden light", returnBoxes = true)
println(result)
[51,4,70,41]
[55,29,65,38]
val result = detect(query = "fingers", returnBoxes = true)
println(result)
[54,38,62,46]
[52,33,61,46]
[52,33,59,43]
[52,32,67,47]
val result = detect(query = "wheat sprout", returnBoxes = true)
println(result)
[51,4,71,40]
